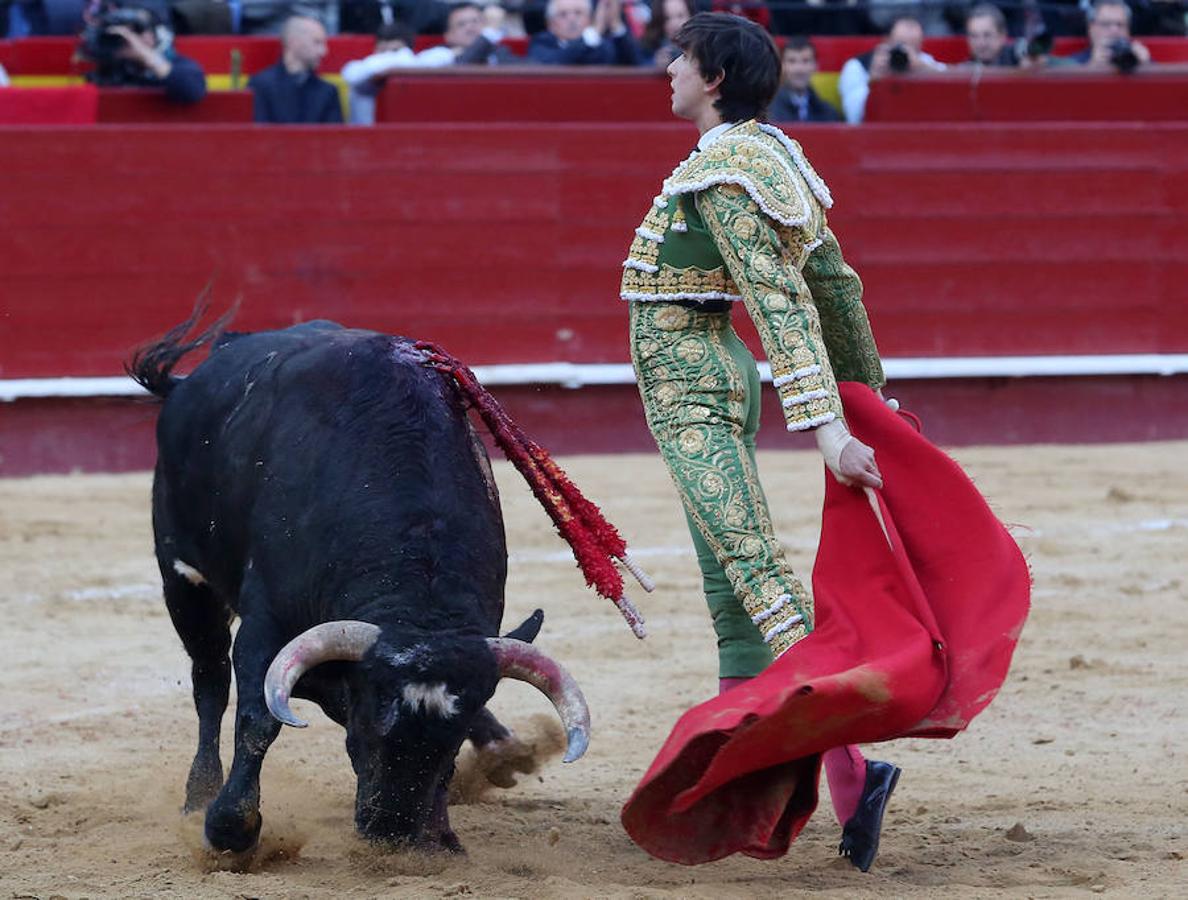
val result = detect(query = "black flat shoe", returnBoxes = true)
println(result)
[838,760,901,872]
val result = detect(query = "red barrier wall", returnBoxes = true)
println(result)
[867,69,1188,122]
[3,122,1187,381]
[4,35,1188,76]
[375,70,671,123]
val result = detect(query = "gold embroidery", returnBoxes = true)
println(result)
[629,302,814,657]
[621,263,740,300]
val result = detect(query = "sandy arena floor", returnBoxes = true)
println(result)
[1,442,1185,899]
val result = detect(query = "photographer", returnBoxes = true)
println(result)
[838,17,945,125]
[1054,0,1151,71]
[78,3,206,103]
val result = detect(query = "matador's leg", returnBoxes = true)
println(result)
[630,302,811,661]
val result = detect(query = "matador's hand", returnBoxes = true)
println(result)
[836,437,883,489]
[816,419,883,489]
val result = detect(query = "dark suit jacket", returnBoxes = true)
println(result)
[249,62,343,124]
[457,34,519,66]
[527,30,641,66]
[768,85,842,124]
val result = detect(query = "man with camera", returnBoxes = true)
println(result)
[1055,0,1151,72]
[78,3,206,103]
[838,16,945,125]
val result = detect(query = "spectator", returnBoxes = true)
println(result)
[1054,0,1152,68]
[640,0,693,68]
[837,16,944,124]
[415,2,518,65]
[341,20,418,125]
[771,0,869,37]
[240,1,341,35]
[341,0,452,36]
[768,36,841,123]
[964,4,1019,66]
[250,15,343,123]
[1130,0,1187,36]
[710,0,770,30]
[80,5,207,103]
[866,0,950,36]
[528,0,642,65]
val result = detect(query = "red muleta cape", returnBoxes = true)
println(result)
[620,383,1031,864]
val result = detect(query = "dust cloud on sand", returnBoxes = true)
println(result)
[1,445,1185,898]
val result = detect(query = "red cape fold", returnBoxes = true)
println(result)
[620,382,1031,865]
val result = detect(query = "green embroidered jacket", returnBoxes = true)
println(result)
[621,119,885,431]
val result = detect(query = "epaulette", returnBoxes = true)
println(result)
[662,121,833,228]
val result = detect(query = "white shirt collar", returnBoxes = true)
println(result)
[697,121,738,151]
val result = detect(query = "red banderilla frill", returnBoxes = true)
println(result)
[415,341,653,638]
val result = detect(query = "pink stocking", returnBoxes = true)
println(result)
[823,744,867,825]
[718,677,751,694]
[719,680,866,825]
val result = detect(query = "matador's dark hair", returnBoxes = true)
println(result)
[673,12,781,123]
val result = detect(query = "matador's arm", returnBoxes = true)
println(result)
[695,182,845,432]
[801,227,885,390]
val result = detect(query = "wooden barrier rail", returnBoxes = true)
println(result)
[2,120,1186,471]
[867,67,1188,122]
[2,122,1186,380]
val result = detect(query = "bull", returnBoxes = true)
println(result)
[129,310,591,855]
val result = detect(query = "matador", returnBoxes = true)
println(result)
[622,12,899,872]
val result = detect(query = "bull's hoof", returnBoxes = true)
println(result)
[183,762,224,813]
[204,802,262,855]
[437,828,464,854]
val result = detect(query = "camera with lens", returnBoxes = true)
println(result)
[1108,38,1140,74]
[78,3,162,83]
[887,44,911,74]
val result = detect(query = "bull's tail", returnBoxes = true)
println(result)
[125,288,238,400]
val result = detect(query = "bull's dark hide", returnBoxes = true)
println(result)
[130,314,579,855]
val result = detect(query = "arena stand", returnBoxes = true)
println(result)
[1,36,1187,475]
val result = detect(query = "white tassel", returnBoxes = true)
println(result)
[622,259,659,274]
[772,364,822,388]
[620,290,741,303]
[786,411,837,432]
[764,613,805,643]
[781,388,829,408]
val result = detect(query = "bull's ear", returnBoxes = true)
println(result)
[502,609,544,644]
[380,699,401,735]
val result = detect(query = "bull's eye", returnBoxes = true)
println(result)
[401,682,459,718]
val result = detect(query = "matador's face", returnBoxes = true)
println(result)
[667,51,713,123]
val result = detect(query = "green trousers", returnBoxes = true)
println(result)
[630,302,813,677]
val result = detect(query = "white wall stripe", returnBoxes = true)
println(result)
[3,354,1187,400]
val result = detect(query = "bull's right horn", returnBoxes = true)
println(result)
[486,637,591,763]
[264,621,381,727]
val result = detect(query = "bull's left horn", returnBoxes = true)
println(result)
[264,621,382,728]
[486,637,591,763]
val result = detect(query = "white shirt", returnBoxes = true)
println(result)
[341,47,420,126]
[838,51,945,125]
[697,121,736,150]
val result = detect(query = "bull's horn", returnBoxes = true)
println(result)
[486,637,591,763]
[264,621,381,728]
